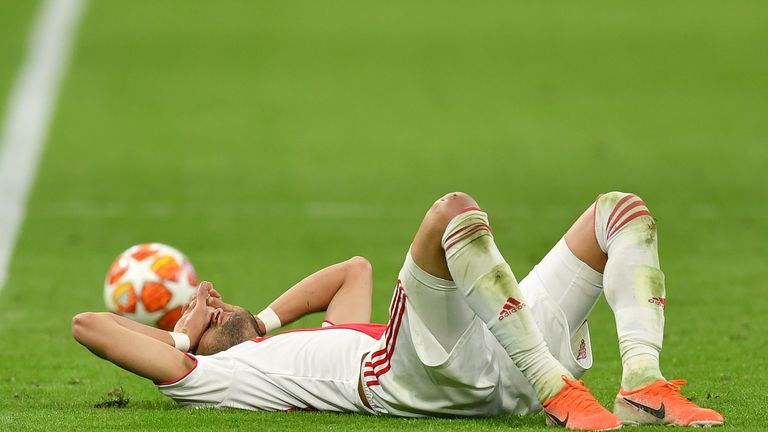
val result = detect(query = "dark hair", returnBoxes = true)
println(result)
[195,309,259,355]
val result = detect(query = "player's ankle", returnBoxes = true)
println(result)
[621,368,664,391]
[511,343,575,403]
[620,353,663,391]
[536,371,576,403]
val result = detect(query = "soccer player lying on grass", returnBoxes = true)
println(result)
[72,191,724,430]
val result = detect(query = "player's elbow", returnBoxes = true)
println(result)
[347,256,372,274]
[71,312,98,344]
[346,256,373,291]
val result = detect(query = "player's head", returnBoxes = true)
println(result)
[195,306,259,355]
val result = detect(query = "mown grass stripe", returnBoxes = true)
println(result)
[0,0,86,290]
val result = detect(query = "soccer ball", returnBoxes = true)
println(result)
[104,243,198,330]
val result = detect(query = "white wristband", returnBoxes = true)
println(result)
[168,332,190,352]
[256,307,282,333]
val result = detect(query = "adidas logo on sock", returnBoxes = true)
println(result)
[648,296,666,310]
[498,297,525,320]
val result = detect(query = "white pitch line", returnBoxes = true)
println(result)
[0,0,87,291]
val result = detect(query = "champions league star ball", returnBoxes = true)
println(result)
[104,243,198,330]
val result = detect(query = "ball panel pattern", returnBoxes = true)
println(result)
[131,244,159,260]
[151,256,180,281]
[157,306,183,331]
[112,283,136,313]
[104,243,197,330]
[141,282,173,312]
[107,258,128,284]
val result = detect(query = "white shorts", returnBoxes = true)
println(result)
[361,238,603,417]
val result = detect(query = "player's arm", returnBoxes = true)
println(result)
[273,256,373,327]
[209,256,373,333]
[72,284,213,383]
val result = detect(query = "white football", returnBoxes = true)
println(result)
[104,243,198,330]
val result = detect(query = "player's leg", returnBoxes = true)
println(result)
[589,192,666,389]
[417,193,569,399]
[423,192,620,430]
[362,194,484,416]
[571,191,723,427]
[406,192,482,352]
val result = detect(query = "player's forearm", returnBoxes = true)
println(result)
[72,311,195,383]
[108,313,176,345]
[72,312,174,351]
[266,257,371,327]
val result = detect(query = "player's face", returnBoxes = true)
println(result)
[195,306,258,355]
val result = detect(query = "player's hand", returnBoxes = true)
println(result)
[176,288,203,332]
[185,282,234,312]
[205,284,236,311]
[175,282,215,351]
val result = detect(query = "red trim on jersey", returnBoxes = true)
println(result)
[373,361,392,378]
[367,283,407,379]
[156,352,197,386]
[388,285,399,318]
[608,210,652,239]
[371,297,406,373]
[371,284,405,366]
[365,380,380,386]
[371,284,405,360]
[369,297,403,369]
[605,194,636,231]
[370,283,406,362]
[250,323,386,343]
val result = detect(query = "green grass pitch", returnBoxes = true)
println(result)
[1,1,767,430]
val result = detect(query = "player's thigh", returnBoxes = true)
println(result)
[519,238,603,336]
[564,200,607,273]
[395,251,475,353]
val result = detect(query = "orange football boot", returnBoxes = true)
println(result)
[543,376,622,431]
[613,379,724,427]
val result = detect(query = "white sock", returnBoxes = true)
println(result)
[443,210,571,402]
[595,192,665,390]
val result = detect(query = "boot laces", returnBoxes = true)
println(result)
[559,376,606,415]
[657,379,694,405]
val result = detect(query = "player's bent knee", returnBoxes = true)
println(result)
[594,191,655,249]
[436,191,476,209]
[596,191,653,217]
[428,192,479,227]
[597,191,648,207]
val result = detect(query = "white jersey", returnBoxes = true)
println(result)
[158,324,384,413]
